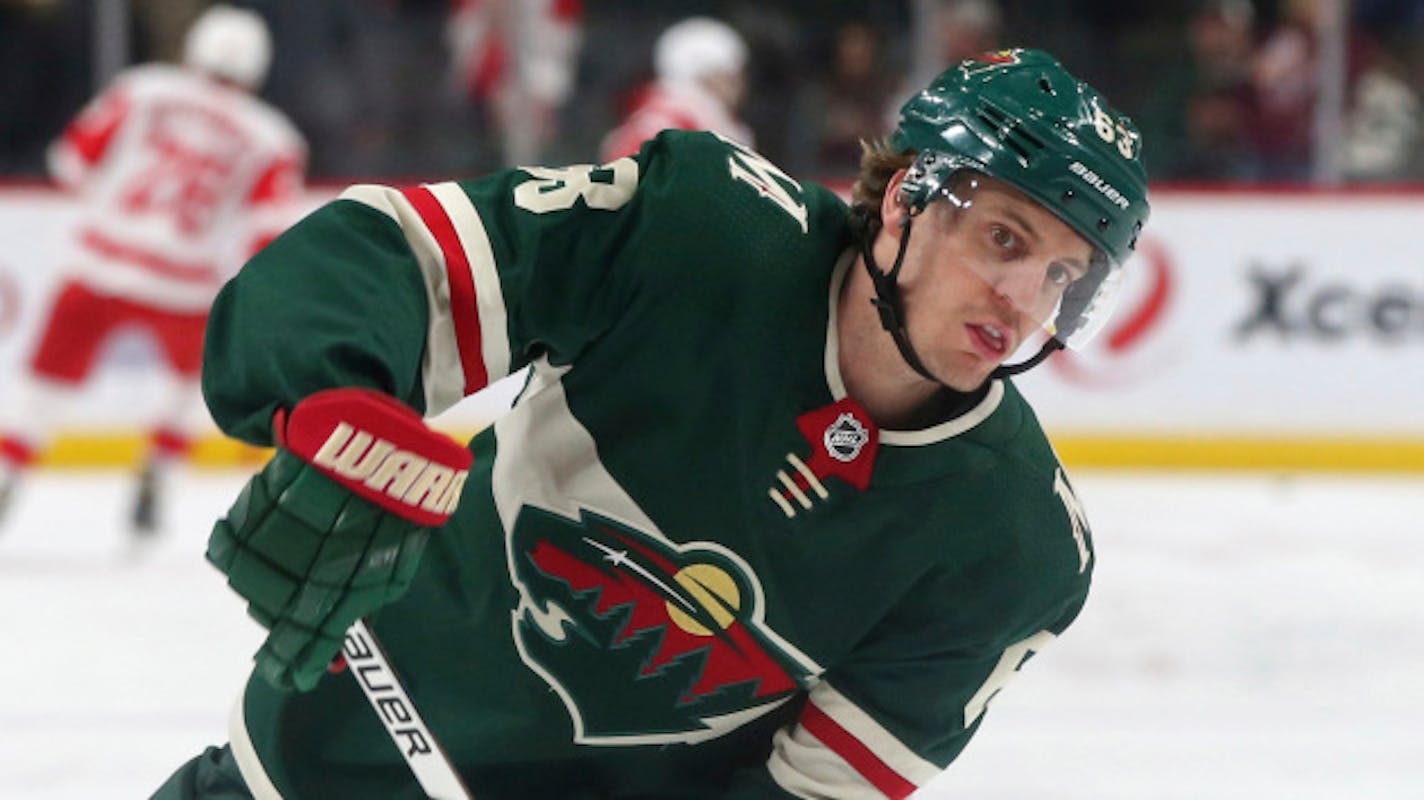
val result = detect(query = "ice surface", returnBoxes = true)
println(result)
[2,469,1421,798]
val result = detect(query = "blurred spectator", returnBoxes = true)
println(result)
[793,21,900,176]
[907,0,1002,95]
[0,5,307,535]
[130,0,207,63]
[1340,44,1422,181]
[932,0,1001,66]
[0,0,91,173]
[1138,0,1262,180]
[449,0,583,167]
[3,0,1423,184]
[599,16,754,162]
[721,4,805,168]
[335,0,478,177]
[1250,0,1325,180]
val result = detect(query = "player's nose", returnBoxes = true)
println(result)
[990,262,1049,318]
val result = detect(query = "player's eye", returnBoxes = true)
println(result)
[990,224,1014,248]
[988,223,1024,257]
[1045,260,1090,292]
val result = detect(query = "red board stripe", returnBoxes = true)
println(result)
[799,701,918,799]
[400,185,488,395]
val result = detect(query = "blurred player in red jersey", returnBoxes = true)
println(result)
[0,5,307,535]
[448,0,584,165]
[599,16,754,161]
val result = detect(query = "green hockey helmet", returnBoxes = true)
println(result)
[891,48,1151,349]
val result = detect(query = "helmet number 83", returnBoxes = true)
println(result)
[1092,104,1138,160]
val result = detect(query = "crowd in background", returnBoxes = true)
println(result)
[2,0,1424,184]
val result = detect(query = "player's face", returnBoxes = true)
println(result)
[894,173,1095,391]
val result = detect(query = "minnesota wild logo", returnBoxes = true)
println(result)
[961,48,1023,75]
[509,508,817,744]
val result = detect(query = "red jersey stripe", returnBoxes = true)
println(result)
[400,185,489,396]
[247,154,304,205]
[800,701,918,799]
[64,91,130,167]
[80,228,214,283]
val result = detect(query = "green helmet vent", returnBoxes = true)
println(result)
[973,102,1046,167]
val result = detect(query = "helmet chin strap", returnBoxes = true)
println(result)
[989,338,1063,378]
[854,205,1063,388]
[857,209,941,384]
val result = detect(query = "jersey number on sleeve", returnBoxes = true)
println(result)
[513,159,639,214]
[1054,468,1092,573]
[962,629,1056,727]
[719,135,809,234]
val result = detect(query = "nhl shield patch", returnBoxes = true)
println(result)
[823,412,870,463]
[766,398,880,518]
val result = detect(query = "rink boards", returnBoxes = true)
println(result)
[2,183,1422,471]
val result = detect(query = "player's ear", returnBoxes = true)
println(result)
[880,167,911,241]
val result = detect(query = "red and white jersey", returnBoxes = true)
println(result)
[449,0,583,106]
[599,80,754,162]
[48,64,307,312]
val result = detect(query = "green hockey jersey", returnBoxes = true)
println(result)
[201,130,1095,799]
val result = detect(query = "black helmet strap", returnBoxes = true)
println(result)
[856,207,940,384]
[990,338,1063,377]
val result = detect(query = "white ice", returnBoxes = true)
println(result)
[2,469,1421,799]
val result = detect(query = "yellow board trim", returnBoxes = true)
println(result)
[31,431,1424,473]
[1051,435,1424,472]
[38,432,273,469]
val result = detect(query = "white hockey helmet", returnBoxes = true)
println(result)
[654,17,747,85]
[183,5,273,90]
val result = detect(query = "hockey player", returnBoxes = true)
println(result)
[155,49,1148,798]
[600,16,755,161]
[0,6,306,534]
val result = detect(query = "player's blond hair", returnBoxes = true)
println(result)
[851,137,915,224]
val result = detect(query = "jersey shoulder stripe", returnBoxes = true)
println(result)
[399,184,489,395]
[339,183,511,415]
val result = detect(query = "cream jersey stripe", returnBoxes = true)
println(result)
[766,719,885,800]
[228,695,284,800]
[339,184,468,415]
[809,681,942,787]
[423,181,512,394]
